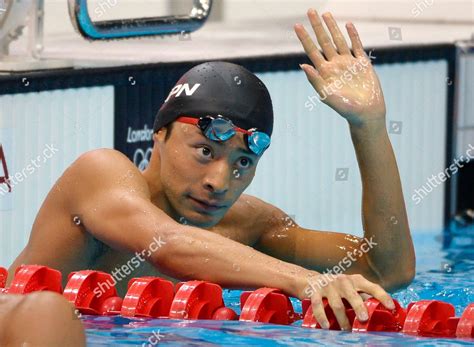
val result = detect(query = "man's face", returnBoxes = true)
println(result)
[157,121,261,228]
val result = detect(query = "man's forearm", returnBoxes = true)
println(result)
[153,224,315,299]
[349,119,415,288]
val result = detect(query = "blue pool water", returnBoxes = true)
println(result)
[84,227,474,346]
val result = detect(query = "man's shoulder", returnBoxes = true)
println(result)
[216,194,285,243]
[224,194,266,222]
[73,148,131,169]
[70,148,136,175]
[234,194,286,220]
[62,148,149,195]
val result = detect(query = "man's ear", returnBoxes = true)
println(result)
[154,127,167,143]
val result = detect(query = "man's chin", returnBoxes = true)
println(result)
[178,210,222,228]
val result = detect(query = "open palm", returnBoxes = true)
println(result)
[295,10,386,126]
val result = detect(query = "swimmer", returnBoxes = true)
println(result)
[0,291,85,346]
[8,10,415,331]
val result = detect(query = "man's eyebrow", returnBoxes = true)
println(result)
[194,133,257,157]
[236,146,257,158]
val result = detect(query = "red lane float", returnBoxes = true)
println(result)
[8,265,62,294]
[175,282,185,292]
[1,264,473,340]
[302,298,355,329]
[169,281,233,320]
[240,288,300,324]
[456,303,474,338]
[121,276,174,318]
[213,307,239,320]
[352,298,406,332]
[63,270,122,315]
[403,300,458,337]
[0,267,7,289]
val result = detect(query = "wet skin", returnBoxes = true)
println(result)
[7,10,415,331]
[8,123,268,295]
[0,291,85,346]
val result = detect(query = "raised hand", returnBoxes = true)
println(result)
[295,9,386,126]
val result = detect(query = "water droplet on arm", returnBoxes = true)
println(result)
[272,228,289,239]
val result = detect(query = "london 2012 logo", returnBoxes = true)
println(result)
[133,147,152,171]
[0,144,11,193]
[126,124,153,171]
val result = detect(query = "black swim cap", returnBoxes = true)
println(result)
[153,61,274,137]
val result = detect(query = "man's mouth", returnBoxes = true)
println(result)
[189,196,227,212]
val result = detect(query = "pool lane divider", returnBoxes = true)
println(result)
[0,265,473,338]
[0,267,7,289]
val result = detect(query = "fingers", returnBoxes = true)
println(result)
[294,24,326,69]
[300,64,325,96]
[352,274,395,310]
[346,22,366,58]
[339,279,368,322]
[327,292,351,330]
[306,9,337,60]
[308,274,395,332]
[310,291,330,329]
[321,12,351,56]
[301,9,365,61]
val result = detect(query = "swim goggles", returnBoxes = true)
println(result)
[175,115,271,156]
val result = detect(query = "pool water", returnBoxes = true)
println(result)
[83,227,474,346]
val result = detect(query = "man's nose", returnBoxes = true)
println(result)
[203,160,231,194]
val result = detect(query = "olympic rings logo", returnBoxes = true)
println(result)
[133,147,153,171]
